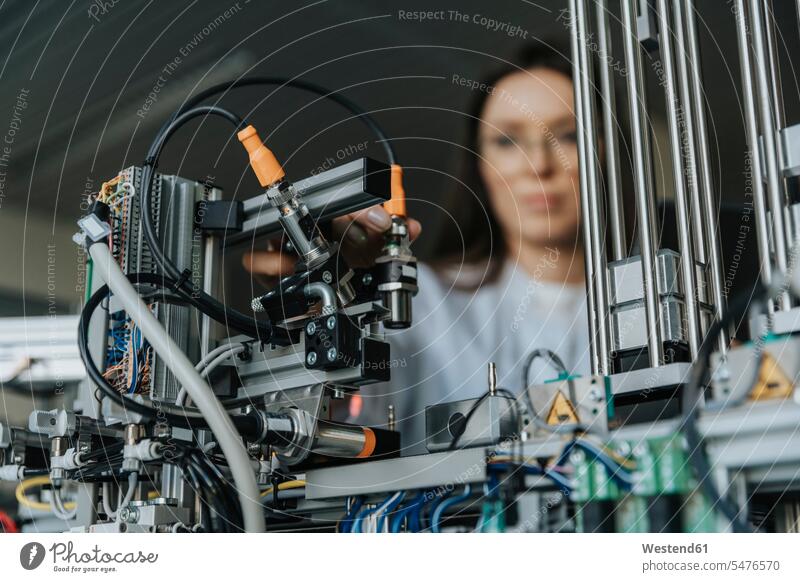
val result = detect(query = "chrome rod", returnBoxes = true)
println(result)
[671,1,706,265]
[621,0,663,367]
[569,0,600,375]
[596,0,626,261]
[749,0,791,306]
[734,0,774,298]
[655,0,702,359]
[676,0,728,353]
[762,0,787,136]
[575,0,611,375]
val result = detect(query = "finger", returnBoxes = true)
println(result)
[335,212,421,244]
[407,218,422,241]
[351,206,393,235]
[242,250,295,276]
[331,216,369,246]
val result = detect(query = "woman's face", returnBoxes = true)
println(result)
[477,67,581,249]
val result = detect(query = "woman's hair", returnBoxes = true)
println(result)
[432,39,575,286]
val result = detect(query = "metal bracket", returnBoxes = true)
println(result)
[263,383,328,465]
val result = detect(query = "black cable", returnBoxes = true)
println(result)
[196,452,243,529]
[173,444,243,532]
[78,272,264,432]
[172,76,397,165]
[520,348,584,434]
[138,105,273,342]
[680,283,770,533]
[448,390,520,451]
[177,459,210,532]
[138,77,398,342]
[184,455,232,532]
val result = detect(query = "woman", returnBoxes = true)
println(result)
[244,41,590,454]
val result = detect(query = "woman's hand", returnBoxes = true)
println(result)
[243,205,422,277]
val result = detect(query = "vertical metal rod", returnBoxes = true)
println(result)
[677,0,728,354]
[596,0,626,261]
[749,0,791,306]
[572,0,611,375]
[569,0,600,375]
[655,0,702,359]
[761,0,787,136]
[733,0,774,294]
[621,0,663,367]
[201,186,223,358]
[671,2,706,266]
[761,0,794,261]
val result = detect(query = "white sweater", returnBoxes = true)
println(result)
[354,259,591,454]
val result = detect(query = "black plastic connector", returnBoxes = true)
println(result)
[194,199,244,233]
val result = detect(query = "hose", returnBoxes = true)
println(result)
[16,476,74,513]
[89,241,265,532]
[173,76,397,165]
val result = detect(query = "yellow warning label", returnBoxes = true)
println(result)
[749,352,794,401]
[546,390,580,424]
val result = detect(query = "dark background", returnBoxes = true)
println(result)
[0,0,796,315]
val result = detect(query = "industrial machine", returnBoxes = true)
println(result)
[3,0,800,534]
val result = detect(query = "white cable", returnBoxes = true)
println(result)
[50,488,78,521]
[177,344,245,406]
[195,342,244,372]
[115,472,139,523]
[89,241,265,532]
[200,345,245,378]
[373,491,403,533]
[102,482,117,519]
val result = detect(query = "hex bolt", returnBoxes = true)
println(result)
[327,347,337,362]
[362,273,373,285]
[306,321,317,335]
[119,506,138,524]
[306,352,318,366]
[322,271,333,284]
[326,316,336,330]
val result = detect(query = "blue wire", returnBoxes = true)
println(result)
[376,491,405,532]
[353,492,396,533]
[410,490,436,532]
[431,484,473,533]
[555,439,634,490]
[390,492,426,533]
[339,497,363,533]
[487,462,572,495]
[427,488,454,531]
[351,504,372,533]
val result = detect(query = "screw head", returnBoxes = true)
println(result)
[322,271,333,284]
[326,315,336,330]
[306,351,318,366]
[362,273,373,285]
[306,321,317,335]
[327,347,337,362]
[118,507,137,523]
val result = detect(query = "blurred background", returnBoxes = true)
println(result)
[1,0,795,425]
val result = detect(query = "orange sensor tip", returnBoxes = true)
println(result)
[356,427,377,458]
[384,163,407,217]
[237,125,286,187]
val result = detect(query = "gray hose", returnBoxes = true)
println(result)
[89,242,265,532]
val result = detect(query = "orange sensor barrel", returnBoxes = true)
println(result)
[384,163,407,217]
[237,125,286,187]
